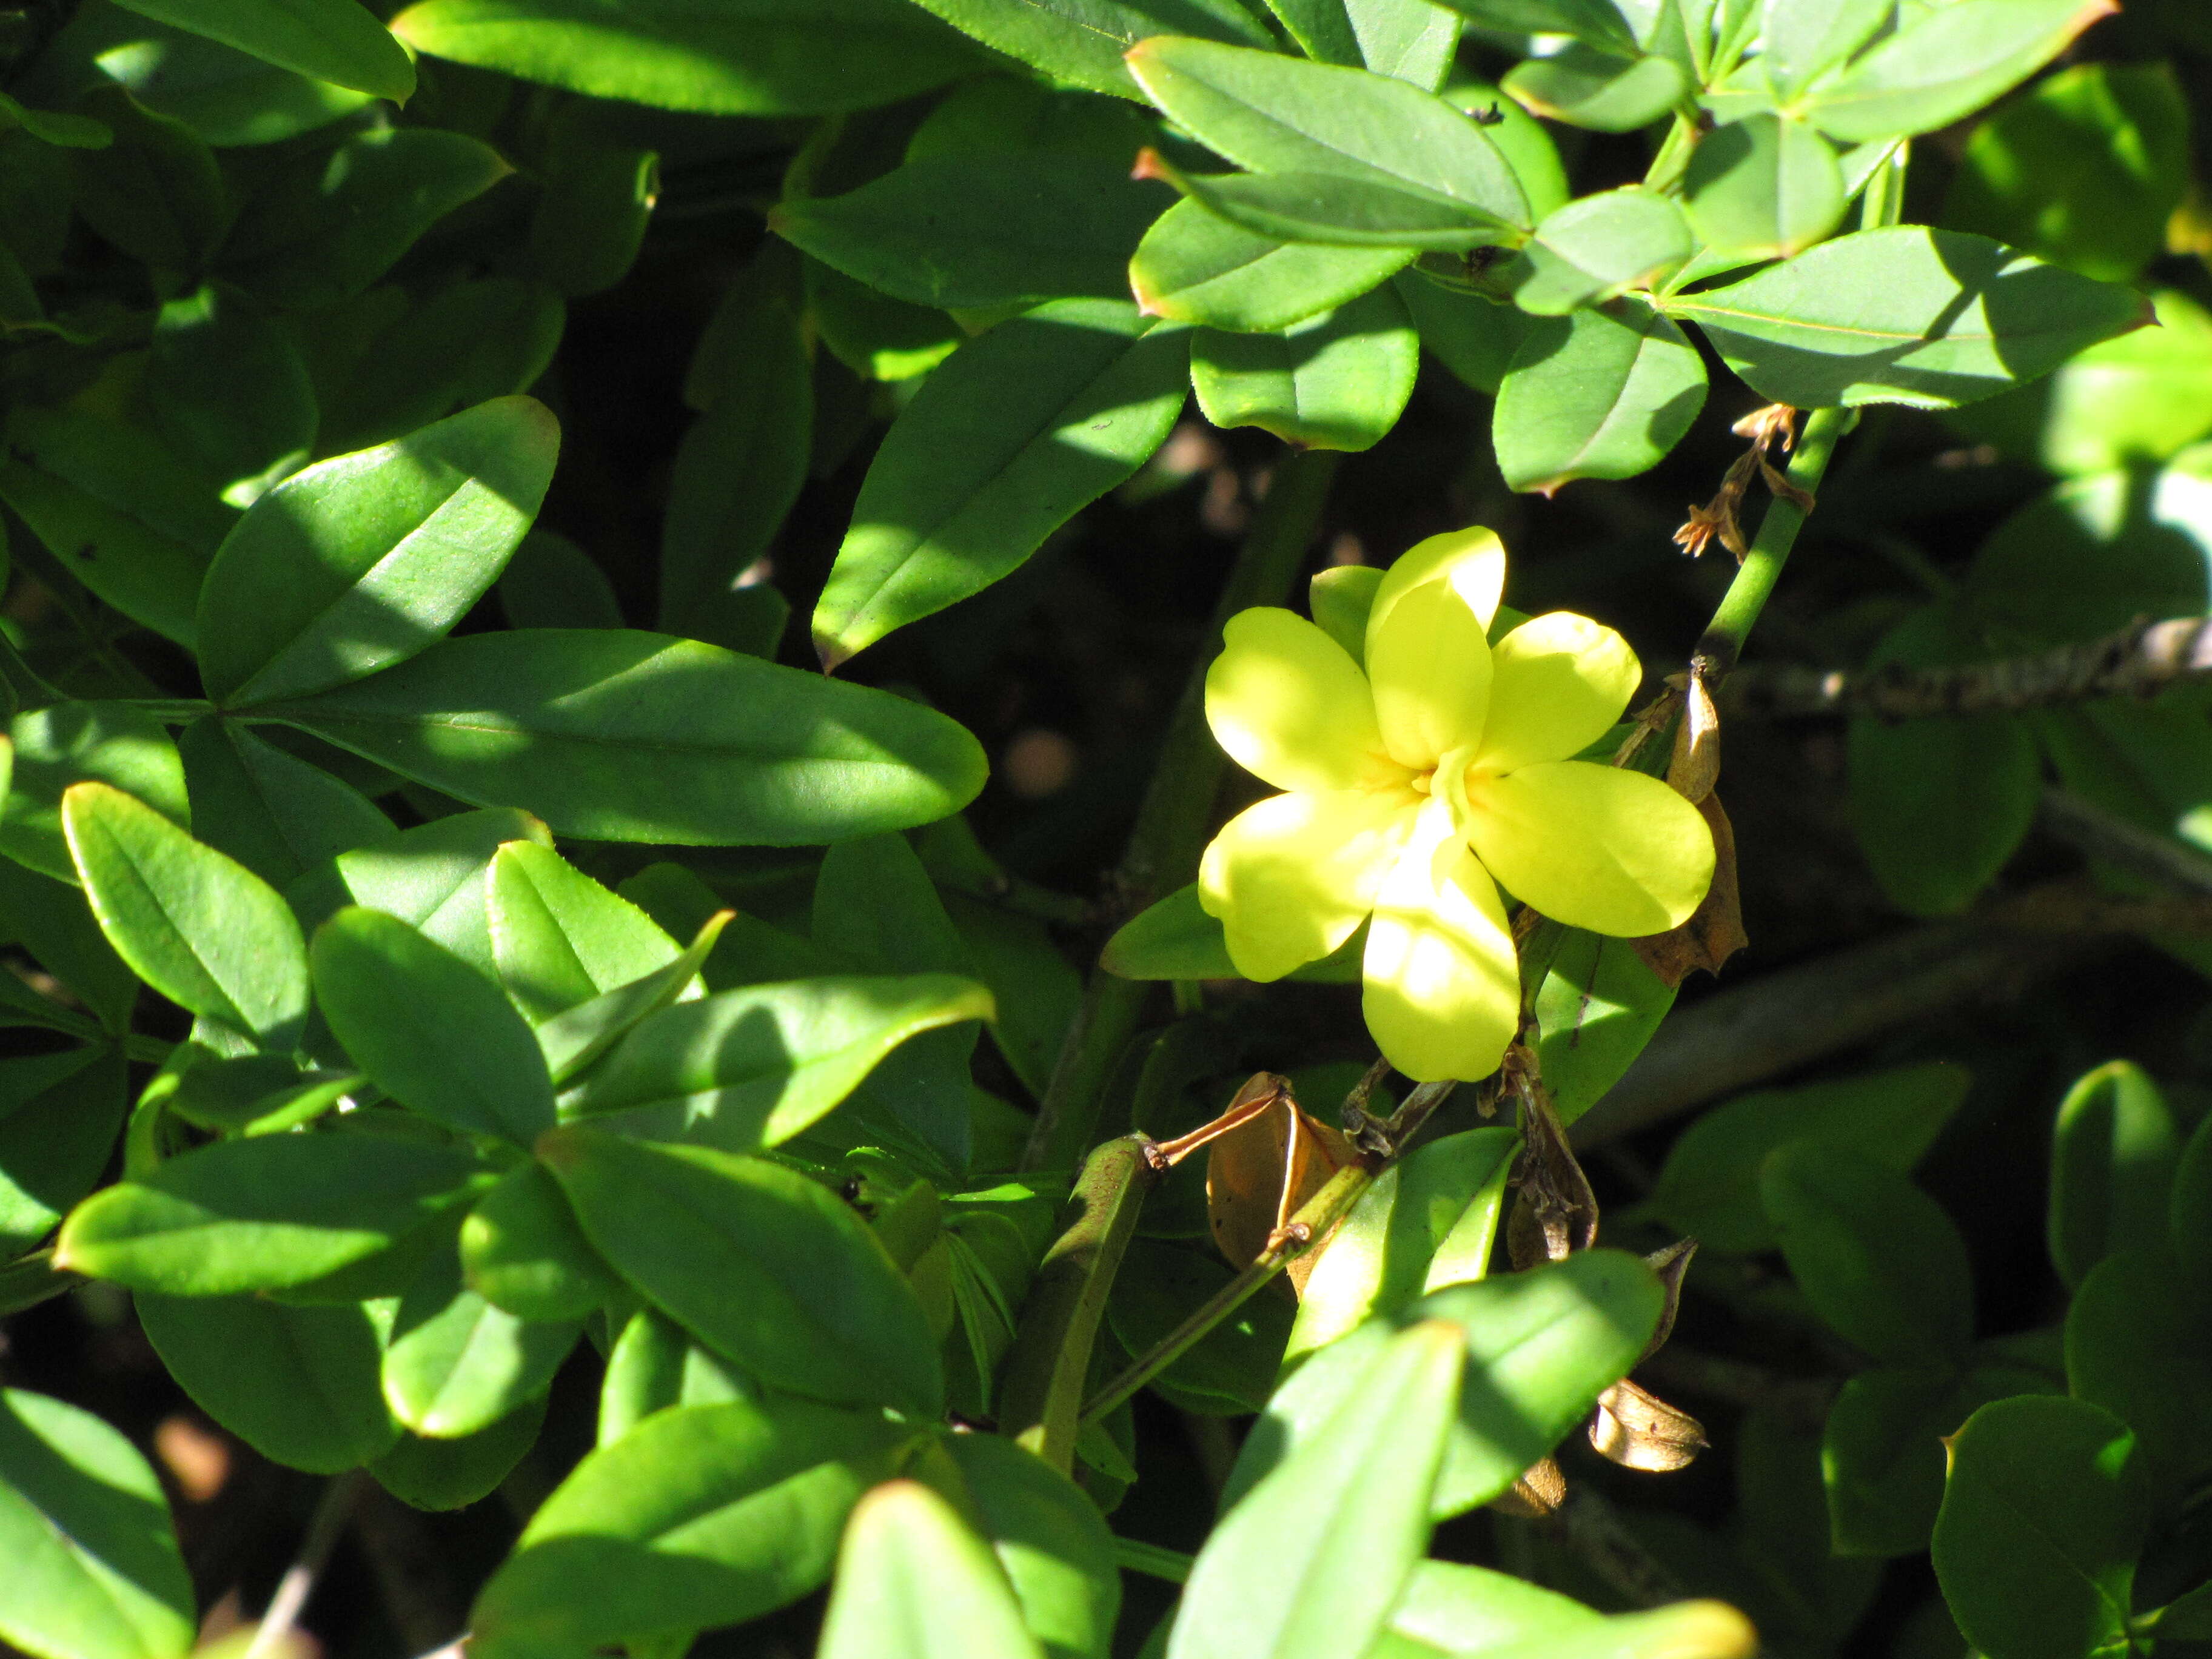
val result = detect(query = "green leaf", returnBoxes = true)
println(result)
[777,156,1169,309]
[1126,39,1528,232]
[2064,1247,2212,1507]
[568,973,994,1152]
[370,1398,545,1511]
[312,906,555,1144]
[1803,0,2120,145]
[820,1480,1044,1659]
[0,1388,195,1659]
[163,1051,357,1136]
[596,1307,756,1446]
[1229,1250,1660,1520]
[135,1291,399,1472]
[1501,45,1687,133]
[532,911,728,1085]
[176,717,392,891]
[1533,930,1675,1127]
[813,300,1188,667]
[316,278,566,457]
[1393,270,1530,395]
[938,886,1082,1101]
[227,127,511,310]
[0,90,114,149]
[390,0,980,115]
[337,808,552,977]
[109,0,415,101]
[500,531,623,631]
[807,260,961,384]
[0,1047,128,1255]
[55,1128,491,1294]
[1130,199,1415,333]
[1822,1361,2056,1558]
[1643,1062,1969,1256]
[1171,1320,1461,1659]
[63,781,309,1050]
[931,1431,1121,1659]
[0,859,139,1033]
[0,703,186,884]
[1682,113,1846,260]
[529,135,657,298]
[540,1128,945,1417]
[261,629,989,845]
[1192,283,1417,451]
[1493,301,1706,494]
[1667,226,2150,411]
[145,283,318,505]
[469,1396,915,1653]
[65,87,225,271]
[1378,1560,1602,1653]
[2048,1060,2183,1290]
[1285,1127,1516,1364]
[1108,1241,1295,1415]
[489,840,680,1025]
[1846,608,2040,916]
[1139,153,1517,252]
[896,0,1269,101]
[2177,1108,2212,1282]
[1506,186,1691,315]
[199,396,560,708]
[659,292,810,634]
[460,1160,625,1322]
[384,1244,579,1438]
[1945,62,2187,284]
[1099,883,1362,982]
[1758,0,1889,99]
[1932,1395,2148,1659]
[1759,1141,1973,1366]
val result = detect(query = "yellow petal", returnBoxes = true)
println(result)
[1366,525,1506,664]
[1205,608,1391,793]
[1368,577,1493,771]
[1476,612,1643,773]
[1199,788,1420,981]
[1462,761,1715,936]
[1362,799,1519,1082]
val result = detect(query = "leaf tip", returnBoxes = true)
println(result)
[814,632,854,675]
[1130,147,1170,186]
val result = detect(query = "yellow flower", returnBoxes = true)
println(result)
[1198,527,1715,1083]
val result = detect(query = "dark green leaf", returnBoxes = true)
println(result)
[145,282,317,503]
[135,1290,399,1472]
[777,156,1168,309]
[262,630,989,845]
[200,395,560,708]
[1108,1241,1295,1415]
[541,1128,944,1417]
[1393,270,1530,395]
[813,301,1187,667]
[2048,1060,2183,1290]
[897,0,1269,101]
[1932,1395,2148,1659]
[55,1128,492,1294]
[818,1480,1044,1659]
[0,1046,127,1255]
[2064,1247,2212,1506]
[1493,301,1706,493]
[336,808,552,976]
[1130,199,1415,333]
[460,1160,624,1322]
[109,0,415,101]
[500,531,623,631]
[1191,283,1417,451]
[933,1430,1120,1659]
[2176,1108,2212,1282]
[1141,155,1517,252]
[0,859,138,1032]
[316,278,566,456]
[162,1050,353,1135]
[65,87,226,270]
[1966,461,2212,645]
[64,781,309,1050]
[1099,882,1361,983]
[1760,1141,1973,1366]
[1668,227,2150,410]
[312,905,555,1144]
[1682,113,1846,260]
[470,1396,915,1654]
[384,1243,578,1438]
[178,716,392,891]
[370,1398,546,1511]
[0,1387,195,1659]
[0,702,186,884]
[1506,186,1690,315]
[529,135,657,298]
[390,0,980,115]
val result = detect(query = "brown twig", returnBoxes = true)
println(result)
[1724,615,2212,720]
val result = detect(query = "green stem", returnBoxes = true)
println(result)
[1021,450,1339,1173]
[125,699,213,726]
[1692,405,1853,680]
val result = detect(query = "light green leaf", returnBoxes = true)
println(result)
[533,911,728,1085]
[1130,199,1416,333]
[1533,930,1675,1126]
[63,782,308,1050]
[469,1396,914,1655]
[1932,1396,2147,1659]
[1506,186,1691,315]
[1378,1560,1601,1654]
[0,703,186,883]
[136,1291,400,1472]
[568,974,994,1153]
[199,396,560,708]
[312,905,557,1144]
[819,1480,1045,1659]
[383,1245,579,1438]
[488,840,680,1025]
[541,1128,945,1417]
[1682,112,1845,260]
[1141,153,1518,252]
[1171,1320,1462,1659]
[370,1398,545,1511]
[1099,883,1362,982]
[933,1430,1120,1659]
[1803,0,2120,145]
[1192,283,1417,451]
[109,0,414,100]
[2048,1059,2182,1290]
[0,1388,195,1659]
[1494,301,1706,493]
[776,155,1170,309]
[256,629,990,845]
[595,1307,756,1447]
[1759,0,1889,99]
[337,808,552,976]
[390,0,980,115]
[896,0,1270,101]
[460,1160,625,1323]
[814,300,1188,668]
[1501,44,1686,133]
[55,1129,492,1294]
